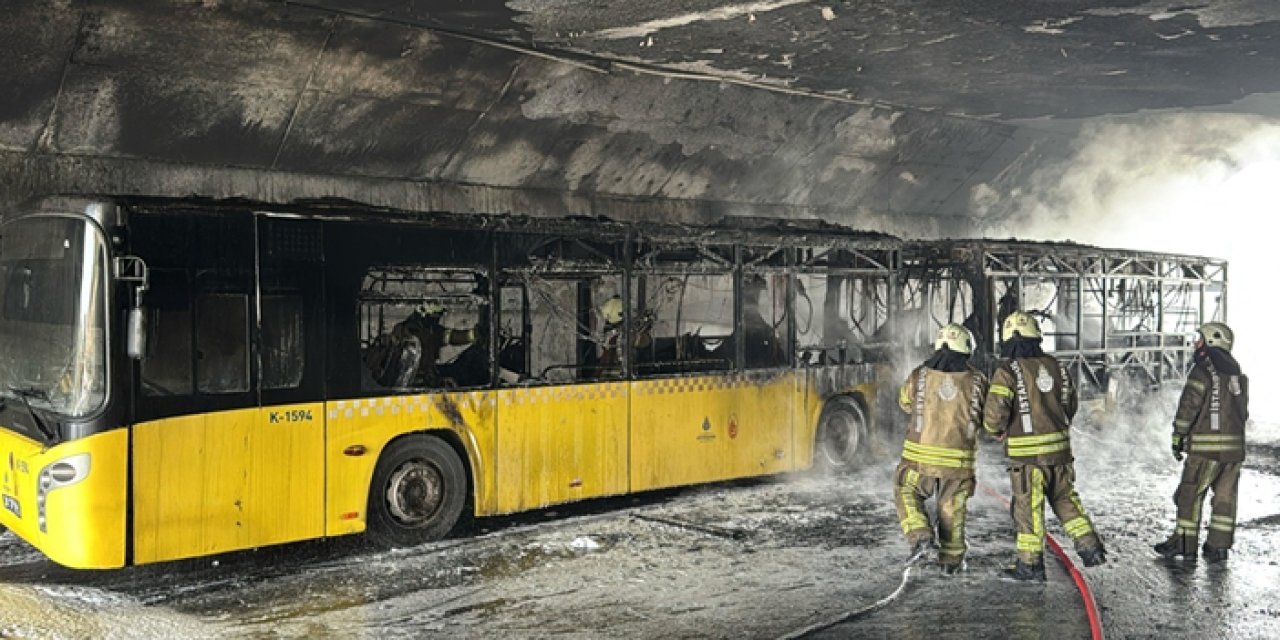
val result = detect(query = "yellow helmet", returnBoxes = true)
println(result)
[1001,311,1041,341]
[417,301,446,316]
[934,323,974,355]
[600,296,624,324]
[1197,322,1234,352]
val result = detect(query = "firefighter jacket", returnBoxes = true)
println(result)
[983,355,1077,466]
[897,365,988,479]
[1173,361,1248,462]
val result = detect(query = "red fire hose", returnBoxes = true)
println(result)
[978,481,1105,640]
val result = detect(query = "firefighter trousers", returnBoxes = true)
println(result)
[1008,462,1102,564]
[893,464,973,566]
[1168,456,1241,552]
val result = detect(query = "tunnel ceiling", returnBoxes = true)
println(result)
[331,0,1280,120]
[2,1,1278,236]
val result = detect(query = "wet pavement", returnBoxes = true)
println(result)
[0,413,1277,639]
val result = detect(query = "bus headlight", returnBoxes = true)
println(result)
[37,454,91,533]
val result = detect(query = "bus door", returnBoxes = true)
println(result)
[722,269,794,477]
[131,213,324,563]
[250,215,327,547]
[491,276,629,514]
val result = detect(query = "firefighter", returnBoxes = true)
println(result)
[399,301,478,386]
[983,311,1106,580]
[894,323,988,574]
[1153,322,1248,563]
[598,295,652,368]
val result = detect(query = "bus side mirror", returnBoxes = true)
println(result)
[127,307,146,360]
[114,256,150,360]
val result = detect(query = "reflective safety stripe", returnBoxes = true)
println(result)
[1016,532,1043,552]
[1188,461,1218,533]
[902,441,976,469]
[983,422,1001,434]
[1210,372,1221,431]
[1175,520,1198,536]
[1008,431,1069,446]
[1007,431,1070,457]
[1007,442,1071,457]
[902,453,975,469]
[1189,433,1244,453]
[1190,434,1243,442]
[914,370,928,433]
[989,385,1014,398]
[1189,444,1243,452]
[944,487,969,557]
[1067,492,1095,542]
[904,441,976,458]
[1209,515,1235,532]
[899,469,928,534]
[1029,467,1045,549]
[1063,516,1093,539]
[1008,361,1035,434]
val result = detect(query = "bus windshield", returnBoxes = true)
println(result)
[0,215,108,420]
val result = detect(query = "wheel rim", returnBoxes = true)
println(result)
[820,409,861,466]
[385,459,445,527]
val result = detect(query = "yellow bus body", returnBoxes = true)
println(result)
[0,370,871,568]
[132,402,327,565]
[324,370,874,530]
[0,428,129,569]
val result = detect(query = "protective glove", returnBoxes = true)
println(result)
[1171,434,1185,462]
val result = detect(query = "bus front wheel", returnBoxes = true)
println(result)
[814,397,868,473]
[366,436,467,549]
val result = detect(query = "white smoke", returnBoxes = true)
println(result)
[978,110,1280,426]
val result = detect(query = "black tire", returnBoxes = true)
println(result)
[366,436,467,549]
[813,397,869,474]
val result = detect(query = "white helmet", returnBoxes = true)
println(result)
[600,296,624,324]
[1001,310,1042,341]
[934,323,974,355]
[1197,322,1234,352]
[418,301,446,316]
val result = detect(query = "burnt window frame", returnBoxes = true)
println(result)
[495,230,628,386]
[631,237,737,378]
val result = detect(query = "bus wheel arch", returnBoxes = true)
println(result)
[813,394,870,473]
[365,432,469,549]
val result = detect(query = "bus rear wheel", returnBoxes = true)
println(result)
[814,398,868,473]
[366,436,467,549]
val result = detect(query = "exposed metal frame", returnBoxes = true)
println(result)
[900,239,1228,399]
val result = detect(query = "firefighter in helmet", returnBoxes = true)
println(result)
[400,300,478,386]
[597,295,652,369]
[894,323,988,574]
[1154,322,1249,563]
[983,311,1106,580]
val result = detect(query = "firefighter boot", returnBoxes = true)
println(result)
[1078,544,1107,567]
[940,560,965,576]
[908,538,934,562]
[1004,558,1046,582]
[1202,543,1230,564]
[1153,536,1196,559]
